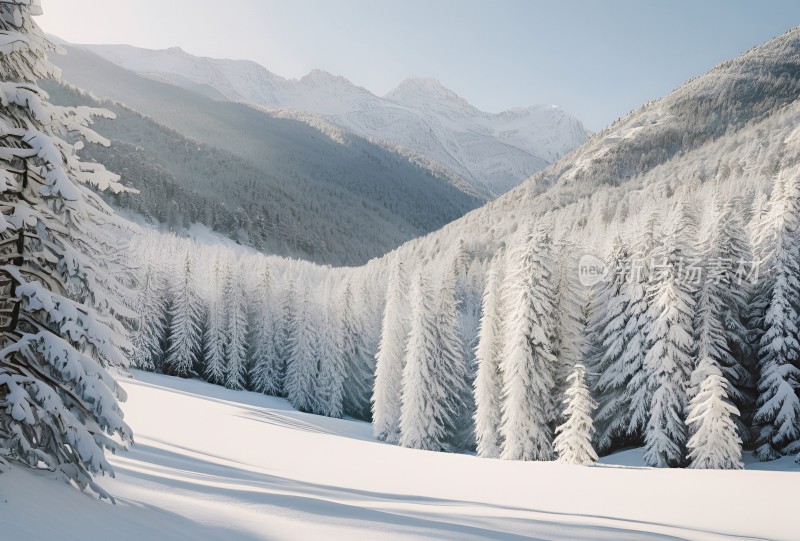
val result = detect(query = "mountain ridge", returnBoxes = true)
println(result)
[72,42,590,196]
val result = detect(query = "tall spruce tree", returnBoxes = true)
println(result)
[0,0,134,498]
[224,265,248,391]
[249,262,281,396]
[203,258,227,385]
[752,172,800,460]
[499,224,558,461]
[372,262,409,442]
[473,254,505,458]
[164,252,201,378]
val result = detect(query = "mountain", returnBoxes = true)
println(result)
[46,46,484,266]
[385,25,800,266]
[72,43,591,196]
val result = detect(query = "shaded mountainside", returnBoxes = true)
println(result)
[46,47,484,265]
[74,43,591,197]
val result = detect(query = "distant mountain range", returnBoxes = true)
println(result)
[46,46,484,265]
[70,43,591,197]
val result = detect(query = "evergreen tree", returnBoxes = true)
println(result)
[641,210,696,468]
[500,224,558,461]
[686,359,743,469]
[474,254,505,458]
[224,265,248,391]
[0,0,133,497]
[284,289,318,412]
[554,364,599,465]
[164,252,201,378]
[131,247,167,371]
[341,282,372,419]
[399,270,465,450]
[203,258,227,385]
[588,237,640,451]
[315,297,346,418]
[249,263,281,396]
[752,173,800,460]
[372,262,409,442]
[437,265,470,449]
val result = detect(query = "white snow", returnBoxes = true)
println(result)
[1,370,794,541]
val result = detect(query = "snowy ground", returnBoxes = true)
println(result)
[1,371,796,541]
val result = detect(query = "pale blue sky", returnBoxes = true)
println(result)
[40,0,800,130]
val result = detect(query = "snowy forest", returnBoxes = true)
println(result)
[2,2,800,526]
[130,157,800,469]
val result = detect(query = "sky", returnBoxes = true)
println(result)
[40,0,800,130]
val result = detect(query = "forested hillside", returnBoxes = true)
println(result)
[45,48,484,265]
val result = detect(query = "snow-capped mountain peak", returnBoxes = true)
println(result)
[386,76,472,108]
[75,43,591,196]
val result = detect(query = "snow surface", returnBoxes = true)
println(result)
[1,371,794,541]
[74,43,590,196]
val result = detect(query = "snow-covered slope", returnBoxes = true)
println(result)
[2,371,793,541]
[76,43,591,196]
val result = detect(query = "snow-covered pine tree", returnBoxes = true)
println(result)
[341,281,372,419]
[249,262,281,396]
[641,207,696,468]
[315,291,346,418]
[0,0,134,497]
[588,236,639,451]
[284,288,318,413]
[554,364,598,465]
[203,257,227,385]
[274,279,298,397]
[164,252,201,378]
[686,359,743,469]
[224,264,249,391]
[552,238,588,420]
[372,262,409,442]
[400,270,454,451]
[131,245,167,371]
[437,264,470,450]
[500,224,558,461]
[474,253,505,458]
[691,195,753,437]
[752,171,800,460]
[626,213,662,439]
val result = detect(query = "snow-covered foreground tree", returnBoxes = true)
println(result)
[686,359,743,469]
[0,0,134,498]
[554,364,598,465]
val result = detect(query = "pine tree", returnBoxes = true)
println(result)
[316,293,346,418]
[0,1,133,497]
[341,282,372,419]
[203,258,227,385]
[399,270,465,451]
[274,279,299,397]
[131,246,167,371]
[372,262,409,442]
[752,173,800,460]
[552,238,588,419]
[284,289,318,413]
[554,364,599,465]
[588,237,640,451]
[473,254,505,458]
[692,196,753,438]
[500,224,558,461]
[686,359,743,469]
[437,265,470,450]
[224,265,248,391]
[641,209,696,468]
[249,262,281,396]
[164,254,201,378]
